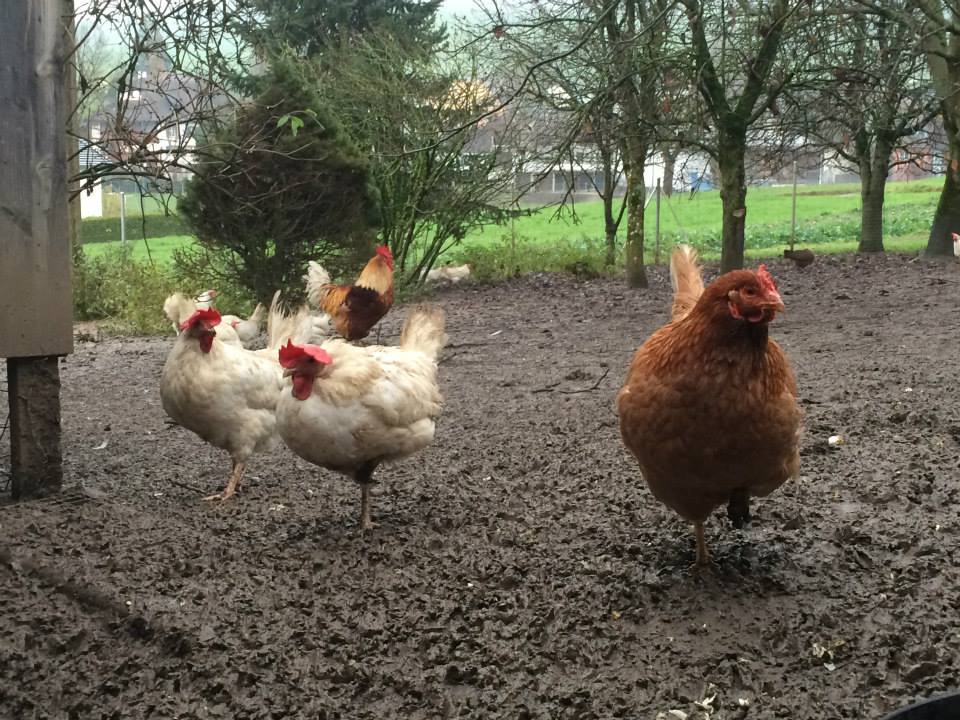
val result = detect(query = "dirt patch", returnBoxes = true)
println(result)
[1,254,959,719]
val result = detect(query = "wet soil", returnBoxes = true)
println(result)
[1,253,959,719]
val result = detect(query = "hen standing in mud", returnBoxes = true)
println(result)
[617,245,803,566]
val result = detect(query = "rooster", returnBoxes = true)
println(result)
[305,245,395,341]
[617,246,802,566]
[276,306,447,529]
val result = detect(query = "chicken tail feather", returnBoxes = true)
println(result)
[670,244,704,322]
[163,293,195,332]
[248,302,266,326]
[400,305,448,361]
[304,261,332,308]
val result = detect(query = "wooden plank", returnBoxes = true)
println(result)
[0,0,74,358]
[8,357,63,498]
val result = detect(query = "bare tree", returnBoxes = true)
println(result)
[483,2,628,266]
[315,33,520,284]
[69,1,255,202]
[479,0,677,288]
[676,0,815,272]
[856,0,960,256]
[798,5,938,252]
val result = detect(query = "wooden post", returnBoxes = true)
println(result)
[790,158,798,251]
[0,1,74,498]
[654,178,662,265]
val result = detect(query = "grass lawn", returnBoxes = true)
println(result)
[458,177,940,250]
[81,235,193,265]
[80,178,942,268]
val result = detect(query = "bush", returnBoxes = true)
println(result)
[452,233,614,282]
[73,246,257,334]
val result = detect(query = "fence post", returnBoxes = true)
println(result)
[654,178,662,265]
[0,0,74,499]
[790,159,798,251]
[120,191,127,246]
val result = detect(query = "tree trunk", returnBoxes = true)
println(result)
[600,146,618,266]
[662,149,676,198]
[624,138,648,288]
[717,131,748,273]
[926,123,960,256]
[603,191,618,267]
[858,143,890,253]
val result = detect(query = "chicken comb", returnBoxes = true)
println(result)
[278,340,332,368]
[179,308,221,331]
[375,244,394,261]
[757,264,778,294]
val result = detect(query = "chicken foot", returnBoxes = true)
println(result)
[355,463,380,531]
[204,460,245,502]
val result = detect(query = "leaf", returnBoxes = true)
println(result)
[276,114,291,129]
[289,116,304,137]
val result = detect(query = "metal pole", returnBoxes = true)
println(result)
[119,191,126,246]
[790,159,798,251]
[655,177,662,264]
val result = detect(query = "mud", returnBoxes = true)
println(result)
[1,253,959,719]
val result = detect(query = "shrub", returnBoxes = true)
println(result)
[73,246,257,334]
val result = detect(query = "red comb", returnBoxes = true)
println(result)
[376,244,393,260]
[278,340,332,368]
[179,308,221,331]
[757,264,778,294]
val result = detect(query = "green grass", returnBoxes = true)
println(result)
[81,235,194,264]
[80,178,942,272]
[455,177,940,253]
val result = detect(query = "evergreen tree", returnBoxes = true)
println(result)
[178,56,380,304]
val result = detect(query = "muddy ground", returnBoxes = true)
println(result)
[1,253,959,720]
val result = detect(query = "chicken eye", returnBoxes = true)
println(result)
[743,287,757,296]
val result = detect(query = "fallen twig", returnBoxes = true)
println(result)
[167,478,206,495]
[559,367,611,395]
[532,381,562,394]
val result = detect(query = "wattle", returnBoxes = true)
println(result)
[292,374,314,400]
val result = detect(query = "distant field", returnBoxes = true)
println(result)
[81,235,192,265]
[80,178,942,266]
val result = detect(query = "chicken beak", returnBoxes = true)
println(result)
[282,368,295,378]
[763,289,786,314]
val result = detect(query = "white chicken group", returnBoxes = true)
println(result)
[159,284,447,528]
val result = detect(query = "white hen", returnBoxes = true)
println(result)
[221,303,266,346]
[276,306,447,528]
[160,307,283,500]
[163,291,243,347]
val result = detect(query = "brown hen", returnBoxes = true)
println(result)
[617,245,802,566]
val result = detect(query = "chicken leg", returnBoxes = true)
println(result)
[727,489,752,529]
[205,460,245,502]
[355,462,379,530]
[693,521,710,566]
